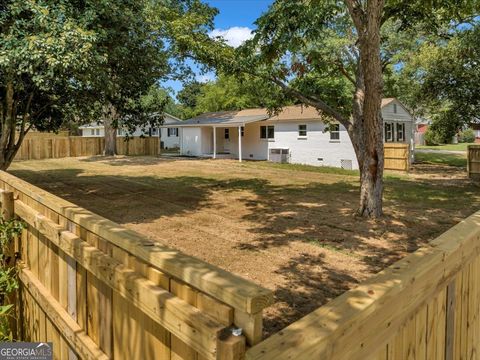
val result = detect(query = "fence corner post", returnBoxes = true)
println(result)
[217,329,246,360]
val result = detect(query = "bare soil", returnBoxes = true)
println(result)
[9,156,480,337]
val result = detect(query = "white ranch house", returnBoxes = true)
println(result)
[79,113,182,149]
[166,98,414,170]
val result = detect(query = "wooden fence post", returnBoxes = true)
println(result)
[1,190,14,221]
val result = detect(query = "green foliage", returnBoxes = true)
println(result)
[177,74,290,118]
[0,217,24,341]
[458,128,476,143]
[424,128,442,146]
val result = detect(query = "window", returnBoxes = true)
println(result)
[95,129,100,136]
[151,128,157,135]
[330,124,340,141]
[90,129,95,136]
[168,128,178,137]
[393,104,398,114]
[241,126,244,137]
[260,125,275,139]
[384,123,393,142]
[396,123,406,142]
[224,128,230,139]
[117,129,124,136]
[298,124,307,137]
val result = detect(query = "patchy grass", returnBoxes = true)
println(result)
[241,161,359,176]
[9,156,480,337]
[415,151,467,168]
[417,143,473,151]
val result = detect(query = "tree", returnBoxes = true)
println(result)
[170,0,477,218]
[75,0,171,156]
[179,74,290,118]
[407,24,480,142]
[0,0,99,169]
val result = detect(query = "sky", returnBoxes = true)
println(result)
[161,0,273,97]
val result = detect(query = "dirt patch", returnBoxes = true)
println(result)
[9,156,480,337]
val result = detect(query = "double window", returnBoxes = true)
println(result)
[224,128,230,139]
[384,122,406,142]
[330,124,340,141]
[168,128,178,137]
[241,126,245,137]
[298,124,307,137]
[260,125,274,139]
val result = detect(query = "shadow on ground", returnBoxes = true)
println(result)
[9,160,480,337]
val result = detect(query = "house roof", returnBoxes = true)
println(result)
[173,100,406,127]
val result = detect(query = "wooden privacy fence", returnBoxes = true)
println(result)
[245,209,480,359]
[384,143,410,171]
[14,136,159,161]
[468,144,480,179]
[0,171,273,359]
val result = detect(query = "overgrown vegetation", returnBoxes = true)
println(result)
[0,217,24,341]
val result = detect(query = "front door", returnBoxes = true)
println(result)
[223,128,231,153]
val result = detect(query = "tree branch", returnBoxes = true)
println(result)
[270,77,350,127]
[336,61,356,85]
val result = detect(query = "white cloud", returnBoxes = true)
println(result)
[209,26,254,48]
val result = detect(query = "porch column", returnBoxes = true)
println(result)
[238,125,242,162]
[213,126,217,159]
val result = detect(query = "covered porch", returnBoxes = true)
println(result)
[169,111,269,162]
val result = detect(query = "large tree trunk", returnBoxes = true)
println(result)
[347,0,385,218]
[103,104,118,156]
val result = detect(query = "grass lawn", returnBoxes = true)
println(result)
[417,143,474,151]
[415,151,467,167]
[9,156,480,336]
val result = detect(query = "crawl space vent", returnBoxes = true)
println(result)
[341,159,353,170]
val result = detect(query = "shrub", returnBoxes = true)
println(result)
[458,128,476,143]
[424,128,442,145]
[0,217,24,341]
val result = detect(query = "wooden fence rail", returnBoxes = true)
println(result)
[468,144,480,179]
[14,136,159,161]
[0,171,273,360]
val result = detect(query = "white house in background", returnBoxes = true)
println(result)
[165,98,414,170]
[78,113,183,149]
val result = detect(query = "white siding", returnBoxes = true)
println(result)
[381,100,414,146]
[160,128,180,149]
[180,127,203,156]
[81,128,104,137]
[264,120,358,169]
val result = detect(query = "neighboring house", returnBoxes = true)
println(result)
[78,113,183,149]
[472,124,480,143]
[414,117,432,145]
[166,98,414,170]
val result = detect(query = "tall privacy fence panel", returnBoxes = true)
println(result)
[14,136,159,161]
[0,171,273,360]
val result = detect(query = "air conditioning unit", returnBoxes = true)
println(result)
[269,148,290,163]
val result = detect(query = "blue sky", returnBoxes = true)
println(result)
[162,0,273,97]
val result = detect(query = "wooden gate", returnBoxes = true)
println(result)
[468,144,480,179]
